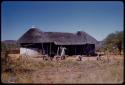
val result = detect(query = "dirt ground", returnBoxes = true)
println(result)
[1,54,124,84]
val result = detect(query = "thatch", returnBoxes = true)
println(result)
[18,28,98,45]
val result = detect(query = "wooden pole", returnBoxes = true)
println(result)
[41,43,42,54]
[42,43,44,54]
[57,46,59,55]
[50,43,51,56]
[75,46,76,55]
[47,44,48,55]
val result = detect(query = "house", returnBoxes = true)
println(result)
[17,27,98,57]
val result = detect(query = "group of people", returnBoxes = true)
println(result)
[42,46,103,61]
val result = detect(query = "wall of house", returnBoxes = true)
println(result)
[62,44,96,56]
[84,44,96,56]
[20,47,40,57]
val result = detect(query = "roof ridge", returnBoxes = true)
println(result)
[18,28,98,44]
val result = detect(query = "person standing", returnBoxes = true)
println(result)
[60,47,66,60]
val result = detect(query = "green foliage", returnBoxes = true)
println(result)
[103,31,123,54]
[1,42,20,52]
[1,42,7,51]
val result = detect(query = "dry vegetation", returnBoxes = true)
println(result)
[1,53,124,84]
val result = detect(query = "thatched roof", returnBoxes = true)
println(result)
[18,28,98,45]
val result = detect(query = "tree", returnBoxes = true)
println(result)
[103,31,123,55]
[1,42,7,51]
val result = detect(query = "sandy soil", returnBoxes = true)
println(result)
[1,54,124,84]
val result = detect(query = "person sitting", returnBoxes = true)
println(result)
[76,55,82,61]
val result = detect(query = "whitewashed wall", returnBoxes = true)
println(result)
[20,47,40,57]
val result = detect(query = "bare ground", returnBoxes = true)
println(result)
[1,54,124,84]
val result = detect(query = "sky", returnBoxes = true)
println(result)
[1,1,123,41]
